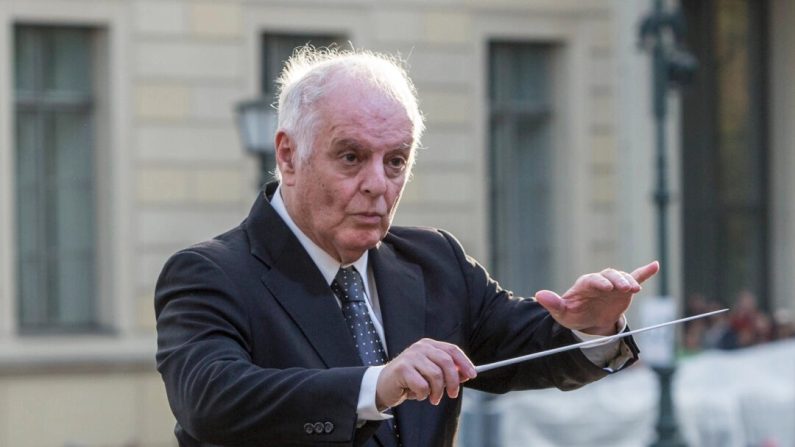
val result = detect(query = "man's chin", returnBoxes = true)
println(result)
[339,232,385,256]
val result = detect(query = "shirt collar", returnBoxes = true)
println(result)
[270,185,369,287]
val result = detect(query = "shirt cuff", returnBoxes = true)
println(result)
[572,315,629,370]
[357,365,393,423]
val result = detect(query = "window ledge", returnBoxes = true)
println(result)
[0,335,157,376]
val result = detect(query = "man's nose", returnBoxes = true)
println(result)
[361,161,387,196]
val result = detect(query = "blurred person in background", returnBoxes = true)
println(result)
[683,289,793,354]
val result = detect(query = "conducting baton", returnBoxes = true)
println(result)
[475,308,729,373]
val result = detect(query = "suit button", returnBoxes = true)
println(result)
[313,422,324,434]
[304,423,314,434]
[324,421,334,433]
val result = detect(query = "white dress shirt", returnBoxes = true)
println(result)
[269,186,630,422]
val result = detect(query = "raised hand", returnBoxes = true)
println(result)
[534,261,660,335]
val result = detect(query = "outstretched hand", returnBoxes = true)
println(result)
[534,261,660,335]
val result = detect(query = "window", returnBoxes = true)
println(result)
[681,0,769,310]
[14,25,98,332]
[488,42,556,297]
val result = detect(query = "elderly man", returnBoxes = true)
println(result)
[155,47,658,447]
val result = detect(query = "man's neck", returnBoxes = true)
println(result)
[269,184,368,285]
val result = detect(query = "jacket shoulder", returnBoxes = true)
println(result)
[183,223,248,260]
[159,222,254,283]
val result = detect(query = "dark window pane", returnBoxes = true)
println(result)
[489,42,555,297]
[14,25,97,332]
[14,27,37,92]
[514,48,550,105]
[46,28,93,94]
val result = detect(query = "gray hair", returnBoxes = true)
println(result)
[275,46,425,167]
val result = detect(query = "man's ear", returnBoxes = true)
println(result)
[275,130,297,185]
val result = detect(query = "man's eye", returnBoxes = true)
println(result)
[388,157,407,169]
[342,153,358,163]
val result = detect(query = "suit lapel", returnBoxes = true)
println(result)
[370,241,427,447]
[261,243,362,369]
[247,185,361,369]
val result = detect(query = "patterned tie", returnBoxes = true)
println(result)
[331,266,401,447]
[331,267,388,366]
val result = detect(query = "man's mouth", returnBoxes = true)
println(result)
[353,213,384,224]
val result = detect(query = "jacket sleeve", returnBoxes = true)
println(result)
[155,249,372,446]
[436,230,639,394]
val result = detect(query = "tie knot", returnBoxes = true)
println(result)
[333,267,366,303]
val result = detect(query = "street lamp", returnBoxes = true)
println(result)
[235,98,278,187]
[638,1,697,446]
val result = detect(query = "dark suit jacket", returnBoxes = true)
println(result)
[155,183,639,447]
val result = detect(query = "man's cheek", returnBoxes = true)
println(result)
[320,184,338,207]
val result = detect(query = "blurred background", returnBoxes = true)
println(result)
[0,0,793,445]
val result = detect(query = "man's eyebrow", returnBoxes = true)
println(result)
[388,141,413,152]
[332,138,412,152]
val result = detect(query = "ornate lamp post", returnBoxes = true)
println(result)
[235,98,278,187]
[638,1,697,446]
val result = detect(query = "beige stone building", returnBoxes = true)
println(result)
[0,0,793,445]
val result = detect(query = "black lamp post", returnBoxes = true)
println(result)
[638,1,697,446]
[235,98,278,187]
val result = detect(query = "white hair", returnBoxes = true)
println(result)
[275,46,425,171]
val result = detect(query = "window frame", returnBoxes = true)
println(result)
[487,41,558,297]
[14,24,102,334]
[0,4,136,356]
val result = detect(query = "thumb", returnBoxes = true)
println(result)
[534,290,564,317]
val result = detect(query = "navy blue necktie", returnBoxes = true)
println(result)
[331,266,401,447]
[332,267,388,366]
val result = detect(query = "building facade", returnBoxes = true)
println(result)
[0,0,792,445]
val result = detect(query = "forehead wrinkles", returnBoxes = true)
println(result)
[328,122,413,153]
[319,92,414,149]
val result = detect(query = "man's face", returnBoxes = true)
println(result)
[278,85,414,263]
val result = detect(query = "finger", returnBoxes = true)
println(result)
[534,290,565,318]
[581,272,614,292]
[417,338,478,382]
[621,271,641,293]
[601,268,633,293]
[426,346,465,400]
[400,366,431,402]
[631,261,660,284]
[418,340,472,401]
[433,341,477,381]
[412,355,447,405]
[407,340,454,399]
[415,347,461,405]
[426,358,457,404]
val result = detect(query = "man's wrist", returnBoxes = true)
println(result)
[575,315,628,368]
[575,315,627,338]
[579,318,624,336]
[357,365,392,422]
